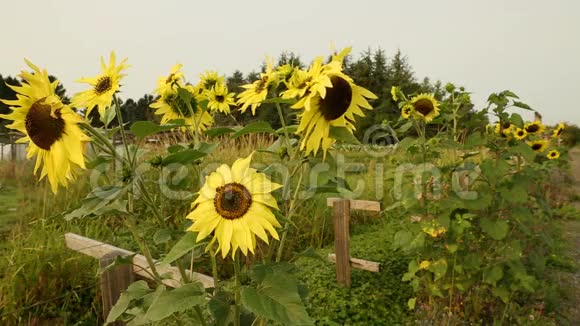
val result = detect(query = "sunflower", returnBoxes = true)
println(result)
[293,64,377,157]
[409,94,440,122]
[514,128,527,140]
[494,122,514,138]
[237,59,277,115]
[547,150,560,160]
[552,123,565,138]
[401,105,413,119]
[186,153,282,258]
[150,85,213,132]
[528,140,548,152]
[0,60,88,193]
[419,260,431,270]
[71,52,129,118]
[280,68,312,99]
[524,121,545,134]
[276,64,296,84]
[207,83,235,114]
[155,64,184,95]
[198,71,225,93]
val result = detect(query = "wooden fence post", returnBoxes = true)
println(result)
[100,251,134,325]
[333,199,351,287]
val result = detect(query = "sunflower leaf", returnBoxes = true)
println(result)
[512,101,532,111]
[143,283,206,322]
[276,125,298,134]
[205,127,236,138]
[329,126,360,144]
[162,232,205,265]
[161,149,206,166]
[231,121,275,138]
[241,273,313,325]
[260,97,296,105]
[130,121,186,138]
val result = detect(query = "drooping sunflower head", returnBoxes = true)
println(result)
[391,86,400,102]
[71,51,129,118]
[410,94,440,122]
[552,123,565,138]
[280,68,312,100]
[514,128,527,140]
[198,70,225,94]
[293,64,377,157]
[186,153,282,259]
[276,64,296,84]
[237,59,277,115]
[155,64,185,95]
[0,60,88,193]
[524,121,545,134]
[528,140,548,152]
[401,105,413,119]
[150,85,213,131]
[547,150,560,160]
[207,83,235,114]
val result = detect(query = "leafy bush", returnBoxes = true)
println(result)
[296,221,412,325]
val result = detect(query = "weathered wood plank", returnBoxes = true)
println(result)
[333,199,351,287]
[327,197,381,212]
[327,254,380,272]
[65,233,214,289]
[100,251,134,325]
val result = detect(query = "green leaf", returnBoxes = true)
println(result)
[464,133,486,148]
[397,121,413,133]
[232,121,275,139]
[329,126,360,144]
[508,113,524,127]
[153,229,172,245]
[260,97,296,104]
[63,186,126,220]
[161,149,206,166]
[492,286,510,303]
[480,218,509,240]
[105,281,152,325]
[483,265,503,286]
[291,247,325,263]
[162,232,204,265]
[208,294,234,326]
[276,125,298,135]
[392,230,412,250]
[512,101,532,110]
[428,259,448,281]
[144,283,206,322]
[204,127,236,138]
[241,274,313,325]
[100,106,117,127]
[130,121,185,138]
[501,90,519,99]
[407,297,417,310]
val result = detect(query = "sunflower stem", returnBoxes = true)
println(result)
[124,217,162,281]
[113,95,133,166]
[275,164,304,262]
[233,254,242,326]
[209,246,220,294]
[275,102,294,157]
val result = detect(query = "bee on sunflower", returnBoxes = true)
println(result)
[71,52,129,118]
[528,140,548,152]
[289,50,377,157]
[186,153,282,259]
[0,60,88,193]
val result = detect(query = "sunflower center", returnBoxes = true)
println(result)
[413,99,435,116]
[214,183,252,220]
[531,143,543,151]
[215,95,225,103]
[25,99,65,150]
[255,76,269,93]
[319,75,352,121]
[94,76,112,95]
[165,93,196,117]
[526,124,539,133]
[517,130,525,136]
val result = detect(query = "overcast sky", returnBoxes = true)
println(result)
[2,0,579,125]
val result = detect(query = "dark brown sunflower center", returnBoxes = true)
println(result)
[525,124,539,133]
[25,100,65,150]
[94,76,112,95]
[214,183,252,220]
[531,143,543,151]
[517,130,525,136]
[413,99,434,116]
[255,76,269,93]
[319,75,352,121]
[215,95,225,103]
[165,93,196,117]
[549,152,556,157]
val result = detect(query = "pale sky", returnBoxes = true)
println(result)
[1,0,579,125]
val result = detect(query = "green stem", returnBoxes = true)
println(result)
[124,217,162,281]
[233,254,242,326]
[275,102,292,152]
[275,165,304,262]
[194,306,208,326]
[209,246,220,294]
[113,96,132,165]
